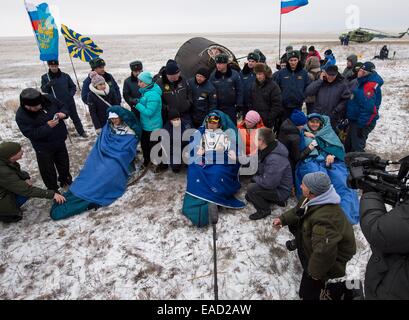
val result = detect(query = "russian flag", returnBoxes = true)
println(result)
[281,0,309,14]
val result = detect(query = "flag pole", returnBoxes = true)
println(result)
[67,51,82,92]
[278,10,283,62]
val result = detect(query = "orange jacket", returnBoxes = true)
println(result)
[237,120,265,156]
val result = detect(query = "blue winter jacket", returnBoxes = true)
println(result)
[135,83,163,132]
[322,54,337,70]
[210,66,244,109]
[41,70,76,109]
[346,72,384,128]
[188,78,217,126]
[275,62,311,109]
[240,63,256,112]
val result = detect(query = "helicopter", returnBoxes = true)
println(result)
[339,28,409,43]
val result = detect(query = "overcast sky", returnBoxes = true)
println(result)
[1,0,408,37]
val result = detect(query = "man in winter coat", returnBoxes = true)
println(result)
[278,109,308,173]
[345,62,384,152]
[273,172,356,300]
[280,45,294,64]
[16,88,72,192]
[299,45,309,66]
[188,67,217,128]
[379,45,389,60]
[304,56,322,114]
[305,65,351,129]
[245,128,293,220]
[307,46,322,62]
[360,190,409,300]
[81,58,121,105]
[249,63,282,130]
[342,54,358,81]
[156,59,193,127]
[321,49,337,70]
[41,60,87,138]
[134,71,163,167]
[123,60,143,119]
[0,142,66,223]
[240,52,260,117]
[210,53,244,124]
[275,51,311,122]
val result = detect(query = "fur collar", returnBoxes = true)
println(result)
[286,61,304,73]
[214,66,233,79]
[89,83,110,96]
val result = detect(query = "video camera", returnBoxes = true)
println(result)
[345,152,409,206]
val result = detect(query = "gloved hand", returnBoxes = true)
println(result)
[46,79,57,88]
[129,97,139,106]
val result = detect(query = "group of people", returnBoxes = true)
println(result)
[2,42,402,301]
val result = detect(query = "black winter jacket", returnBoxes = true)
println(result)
[249,78,282,129]
[305,73,351,124]
[278,119,301,170]
[156,70,192,123]
[16,94,69,152]
[360,192,409,300]
[41,70,76,109]
[87,88,118,130]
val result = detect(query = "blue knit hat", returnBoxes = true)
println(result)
[137,71,153,85]
[290,109,308,126]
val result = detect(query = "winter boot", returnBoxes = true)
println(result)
[249,211,271,221]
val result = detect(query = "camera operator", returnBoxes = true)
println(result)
[360,189,409,299]
[273,172,356,300]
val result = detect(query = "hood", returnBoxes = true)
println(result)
[305,185,341,207]
[271,141,289,158]
[140,82,163,96]
[281,119,300,135]
[347,54,358,66]
[358,72,384,87]
[107,105,141,138]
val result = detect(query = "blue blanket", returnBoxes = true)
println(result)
[185,110,245,209]
[70,123,138,206]
[301,114,345,162]
[295,160,360,225]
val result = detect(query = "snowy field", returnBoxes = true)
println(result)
[0,34,408,300]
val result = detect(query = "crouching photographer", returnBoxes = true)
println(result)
[346,152,409,300]
[273,172,357,300]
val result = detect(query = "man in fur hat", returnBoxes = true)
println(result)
[15,88,72,192]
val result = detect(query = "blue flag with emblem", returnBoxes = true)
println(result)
[61,24,103,62]
[25,1,59,61]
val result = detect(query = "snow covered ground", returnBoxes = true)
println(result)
[0,34,408,300]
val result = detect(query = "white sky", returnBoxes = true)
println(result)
[1,0,408,37]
